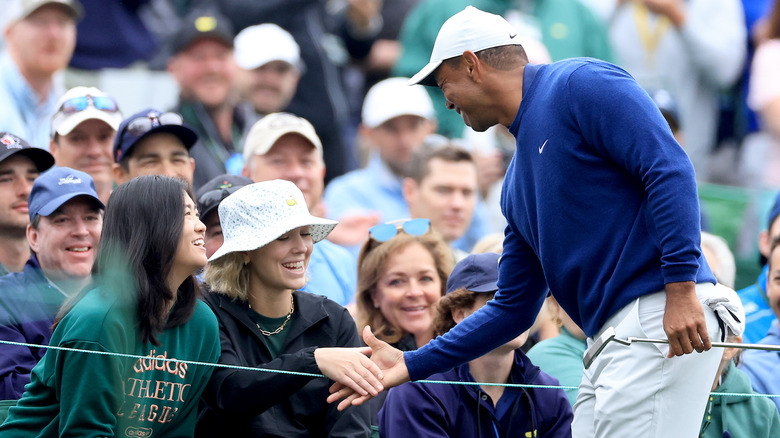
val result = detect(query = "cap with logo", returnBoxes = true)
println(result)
[0,132,55,171]
[196,174,254,221]
[243,113,322,162]
[233,23,304,72]
[28,167,104,221]
[6,0,82,27]
[113,109,197,163]
[51,86,123,137]
[171,10,234,54]
[446,252,500,294]
[409,6,522,87]
[362,77,436,128]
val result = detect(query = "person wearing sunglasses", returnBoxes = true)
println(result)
[196,179,377,437]
[112,108,197,187]
[49,86,123,204]
[354,218,453,430]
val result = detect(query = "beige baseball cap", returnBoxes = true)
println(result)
[243,113,322,162]
[409,6,522,87]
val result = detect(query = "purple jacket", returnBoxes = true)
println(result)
[379,350,572,438]
[0,256,66,400]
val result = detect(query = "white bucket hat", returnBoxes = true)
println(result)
[409,6,522,87]
[209,179,337,262]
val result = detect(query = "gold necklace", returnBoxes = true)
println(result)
[250,295,294,336]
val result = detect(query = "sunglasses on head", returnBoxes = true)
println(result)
[58,95,119,115]
[369,218,431,242]
[121,111,184,140]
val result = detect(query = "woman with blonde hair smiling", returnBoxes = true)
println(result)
[355,219,454,350]
[196,179,380,437]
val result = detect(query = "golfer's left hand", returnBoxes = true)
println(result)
[663,281,711,357]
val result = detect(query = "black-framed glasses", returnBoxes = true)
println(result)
[369,218,431,242]
[58,95,119,115]
[121,111,184,140]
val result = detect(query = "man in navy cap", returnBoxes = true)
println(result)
[0,166,104,400]
[0,132,54,276]
[112,109,198,187]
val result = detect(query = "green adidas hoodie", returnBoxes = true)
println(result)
[0,287,219,438]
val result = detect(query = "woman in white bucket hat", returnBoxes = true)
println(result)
[196,179,378,436]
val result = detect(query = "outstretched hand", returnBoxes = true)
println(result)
[327,326,409,411]
[663,281,711,357]
[314,347,384,397]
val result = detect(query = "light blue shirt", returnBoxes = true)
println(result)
[738,266,779,343]
[323,153,491,254]
[0,52,63,150]
[324,152,408,224]
[303,239,357,306]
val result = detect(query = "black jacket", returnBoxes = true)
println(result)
[196,290,370,437]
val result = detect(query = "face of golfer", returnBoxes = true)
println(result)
[434,59,497,132]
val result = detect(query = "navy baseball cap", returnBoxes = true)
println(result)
[28,167,104,221]
[0,132,54,171]
[446,252,500,294]
[113,109,197,163]
[196,174,253,220]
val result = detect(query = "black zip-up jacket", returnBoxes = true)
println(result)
[196,290,370,437]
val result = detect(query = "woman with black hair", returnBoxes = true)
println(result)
[0,175,220,437]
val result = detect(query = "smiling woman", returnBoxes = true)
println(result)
[353,221,454,430]
[197,179,379,437]
[356,223,454,348]
[0,175,220,437]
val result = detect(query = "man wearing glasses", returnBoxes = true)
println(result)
[112,109,198,187]
[49,86,123,204]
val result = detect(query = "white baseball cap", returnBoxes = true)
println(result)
[51,86,123,137]
[209,179,337,262]
[243,112,322,162]
[362,77,436,128]
[409,6,522,87]
[234,23,303,71]
[6,0,82,29]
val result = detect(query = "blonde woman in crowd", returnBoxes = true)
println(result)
[197,180,379,437]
